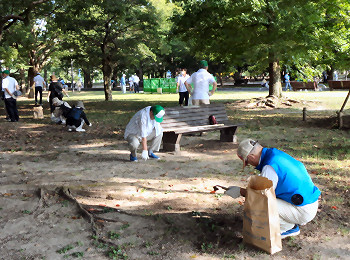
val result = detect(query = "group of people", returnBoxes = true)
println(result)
[116,74,140,94]
[126,103,320,241]
[47,74,91,132]
[3,62,321,241]
[124,60,320,242]
[175,60,218,106]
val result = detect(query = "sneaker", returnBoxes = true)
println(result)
[68,128,73,132]
[130,154,138,162]
[76,128,86,132]
[281,225,300,239]
[149,152,160,160]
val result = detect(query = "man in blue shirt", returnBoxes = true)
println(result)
[284,73,292,91]
[233,139,321,239]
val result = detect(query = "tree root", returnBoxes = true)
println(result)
[59,187,99,236]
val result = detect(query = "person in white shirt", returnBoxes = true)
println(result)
[2,70,20,122]
[176,69,190,106]
[128,75,134,93]
[33,72,46,105]
[132,74,140,93]
[185,60,217,105]
[124,105,165,162]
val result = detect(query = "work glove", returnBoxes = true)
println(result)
[224,186,241,199]
[141,150,149,161]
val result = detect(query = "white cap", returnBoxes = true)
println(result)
[237,139,258,167]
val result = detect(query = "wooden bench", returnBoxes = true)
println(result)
[328,80,350,90]
[161,103,240,152]
[290,81,316,91]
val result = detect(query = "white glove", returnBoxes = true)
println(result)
[224,186,241,199]
[66,94,70,98]
[89,123,92,127]
[141,150,149,161]
[47,96,50,102]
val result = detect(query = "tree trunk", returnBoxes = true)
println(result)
[83,69,93,88]
[102,58,113,101]
[27,67,36,98]
[268,59,282,98]
[327,66,334,81]
[19,69,26,92]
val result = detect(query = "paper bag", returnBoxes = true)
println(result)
[243,175,282,254]
[33,106,44,119]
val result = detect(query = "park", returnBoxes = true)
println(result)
[1,1,350,260]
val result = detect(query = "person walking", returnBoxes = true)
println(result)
[124,105,165,162]
[2,70,20,122]
[33,72,46,105]
[132,74,140,93]
[284,73,292,91]
[185,60,217,105]
[232,139,321,239]
[176,69,190,106]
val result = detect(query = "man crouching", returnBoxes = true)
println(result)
[124,105,165,162]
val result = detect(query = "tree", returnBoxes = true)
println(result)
[0,0,50,41]
[173,0,349,98]
[55,0,160,101]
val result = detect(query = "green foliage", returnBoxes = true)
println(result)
[107,246,128,259]
[56,244,75,254]
[108,231,121,240]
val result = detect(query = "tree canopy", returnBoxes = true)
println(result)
[1,0,349,100]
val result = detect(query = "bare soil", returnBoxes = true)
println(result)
[0,101,349,260]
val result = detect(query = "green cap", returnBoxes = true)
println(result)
[152,105,165,123]
[199,60,208,68]
[2,70,10,74]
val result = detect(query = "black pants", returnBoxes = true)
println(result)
[134,83,139,93]
[4,98,19,122]
[35,87,43,104]
[179,91,189,106]
[66,117,82,127]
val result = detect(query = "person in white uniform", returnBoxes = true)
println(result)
[124,105,165,162]
[185,60,217,105]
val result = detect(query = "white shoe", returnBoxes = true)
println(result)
[68,128,72,132]
[76,128,85,132]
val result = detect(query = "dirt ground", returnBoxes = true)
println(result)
[0,100,349,260]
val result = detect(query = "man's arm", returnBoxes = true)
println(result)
[141,137,147,151]
[185,82,192,94]
[210,81,217,96]
[4,87,14,97]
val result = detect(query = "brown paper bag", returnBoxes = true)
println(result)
[33,106,44,119]
[243,175,282,254]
